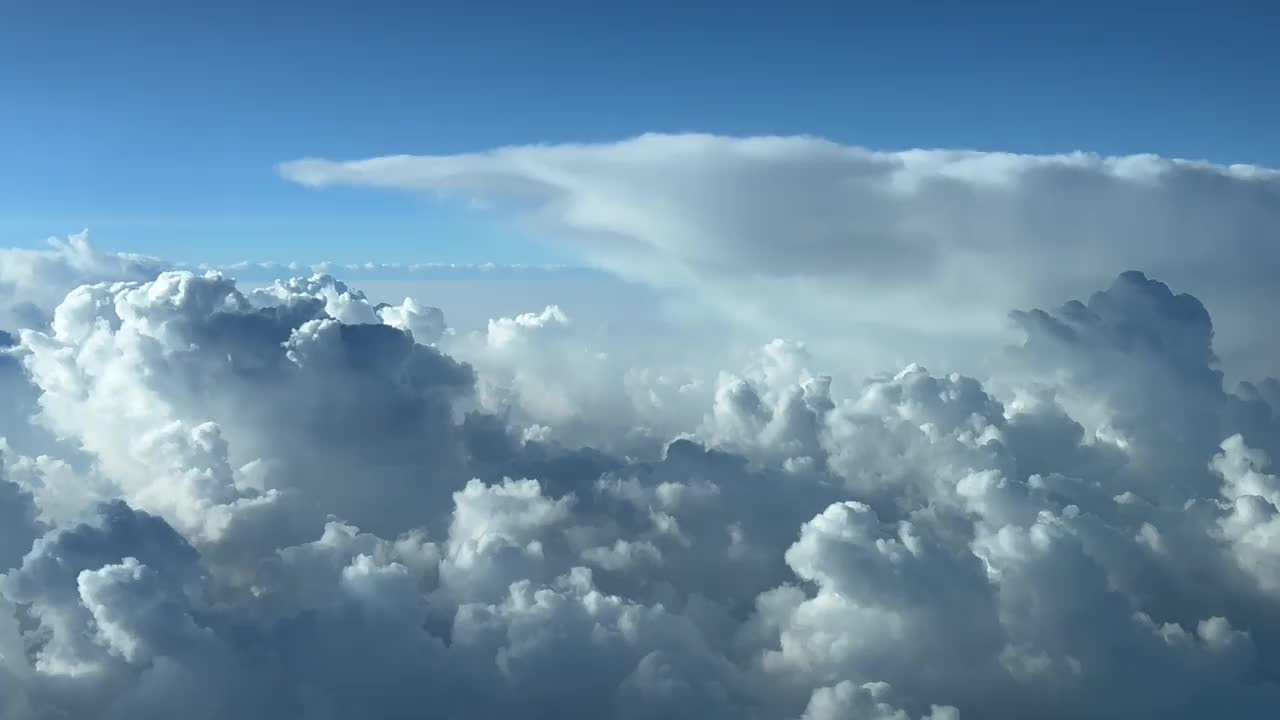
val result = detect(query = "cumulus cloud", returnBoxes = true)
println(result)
[0,223,1278,718]
[443,302,714,453]
[0,232,166,332]
[280,134,1280,380]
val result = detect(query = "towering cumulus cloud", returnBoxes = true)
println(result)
[2,208,1279,716]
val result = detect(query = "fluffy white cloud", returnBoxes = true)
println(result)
[0,226,1279,718]
[375,296,447,345]
[0,232,166,332]
[446,303,711,452]
[801,681,958,720]
[281,134,1280,380]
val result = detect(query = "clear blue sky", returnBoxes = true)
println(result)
[2,0,1276,265]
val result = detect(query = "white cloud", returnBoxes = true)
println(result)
[0,231,166,332]
[280,134,1280,380]
[801,681,958,720]
[1,213,1280,717]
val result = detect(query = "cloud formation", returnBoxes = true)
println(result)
[0,232,167,333]
[281,134,1280,379]
[1,221,1279,718]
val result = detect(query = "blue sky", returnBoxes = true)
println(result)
[2,0,1276,265]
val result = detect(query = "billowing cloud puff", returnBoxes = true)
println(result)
[447,303,710,453]
[280,134,1280,379]
[0,232,166,332]
[1,230,1279,719]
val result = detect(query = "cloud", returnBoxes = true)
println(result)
[280,134,1280,380]
[0,457,42,572]
[801,681,958,720]
[446,303,712,453]
[16,270,476,548]
[0,232,167,333]
[1,234,1280,717]
[203,260,595,278]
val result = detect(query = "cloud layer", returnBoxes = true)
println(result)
[281,134,1280,379]
[2,219,1279,718]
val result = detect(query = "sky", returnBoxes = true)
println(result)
[2,0,1277,265]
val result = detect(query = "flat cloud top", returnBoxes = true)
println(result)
[281,134,1280,379]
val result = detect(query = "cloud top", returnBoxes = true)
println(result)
[281,134,1280,378]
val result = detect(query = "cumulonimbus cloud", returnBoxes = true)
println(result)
[280,134,1280,380]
